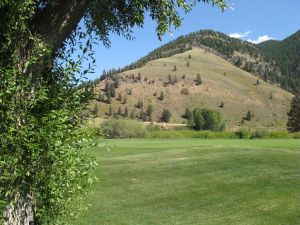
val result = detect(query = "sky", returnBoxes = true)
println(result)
[85,0,300,80]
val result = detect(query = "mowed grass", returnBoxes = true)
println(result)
[73,139,300,225]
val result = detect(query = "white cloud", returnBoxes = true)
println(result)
[247,35,275,44]
[229,31,251,39]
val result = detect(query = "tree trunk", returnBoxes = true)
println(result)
[3,193,35,225]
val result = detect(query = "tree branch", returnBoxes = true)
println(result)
[34,0,90,51]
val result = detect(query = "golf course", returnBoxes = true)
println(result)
[73,139,300,225]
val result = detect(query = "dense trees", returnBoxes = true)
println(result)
[186,108,225,131]
[287,96,300,132]
[0,0,226,224]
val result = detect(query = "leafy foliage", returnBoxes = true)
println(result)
[100,119,147,138]
[0,0,227,223]
[189,108,225,131]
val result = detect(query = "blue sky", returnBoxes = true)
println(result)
[86,0,300,80]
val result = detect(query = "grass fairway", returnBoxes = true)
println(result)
[73,139,300,225]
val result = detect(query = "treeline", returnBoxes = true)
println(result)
[94,119,300,139]
[258,30,300,94]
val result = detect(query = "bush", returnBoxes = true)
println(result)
[100,119,147,138]
[293,132,300,139]
[180,88,189,95]
[235,128,251,139]
[146,124,161,132]
[148,130,238,139]
[250,129,269,139]
[190,108,225,131]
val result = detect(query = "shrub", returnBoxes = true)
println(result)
[195,74,202,85]
[190,108,225,131]
[293,132,300,139]
[158,91,164,100]
[251,129,269,139]
[245,110,252,121]
[180,88,189,95]
[100,119,147,138]
[136,99,143,108]
[235,128,251,139]
[146,124,161,132]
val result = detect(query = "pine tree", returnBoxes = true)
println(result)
[130,111,135,120]
[146,104,154,117]
[245,110,252,121]
[195,74,202,85]
[161,109,171,122]
[136,99,143,108]
[287,96,300,132]
[158,91,164,100]
[117,93,122,101]
[108,105,113,116]
[183,107,191,119]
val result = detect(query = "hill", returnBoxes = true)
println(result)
[93,29,299,94]
[89,47,293,130]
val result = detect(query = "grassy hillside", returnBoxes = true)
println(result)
[72,139,300,225]
[90,47,293,130]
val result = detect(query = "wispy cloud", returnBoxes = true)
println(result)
[229,31,251,39]
[228,2,235,11]
[247,35,275,44]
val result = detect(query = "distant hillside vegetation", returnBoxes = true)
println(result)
[89,29,299,94]
[88,48,293,130]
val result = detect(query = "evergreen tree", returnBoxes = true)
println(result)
[195,74,202,85]
[136,99,143,108]
[183,107,192,119]
[117,93,122,101]
[146,104,154,117]
[108,105,113,116]
[161,109,171,122]
[245,110,252,121]
[130,111,135,120]
[287,96,300,132]
[107,92,112,104]
[140,110,148,121]
[158,91,164,100]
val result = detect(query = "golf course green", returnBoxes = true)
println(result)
[73,139,300,225]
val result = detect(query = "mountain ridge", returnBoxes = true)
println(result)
[92,29,299,94]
